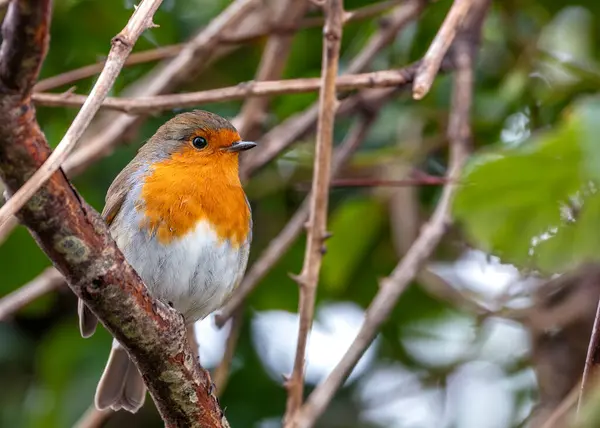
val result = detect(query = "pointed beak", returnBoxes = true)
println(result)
[223,141,256,153]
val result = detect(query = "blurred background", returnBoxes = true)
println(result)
[2,0,600,427]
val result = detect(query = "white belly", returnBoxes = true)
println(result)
[111,214,249,323]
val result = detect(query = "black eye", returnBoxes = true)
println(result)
[192,136,207,149]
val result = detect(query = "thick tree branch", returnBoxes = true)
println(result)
[289,2,489,425]
[284,0,344,424]
[0,1,227,426]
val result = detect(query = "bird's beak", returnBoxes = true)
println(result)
[223,141,256,152]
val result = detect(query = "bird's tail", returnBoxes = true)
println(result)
[95,339,146,413]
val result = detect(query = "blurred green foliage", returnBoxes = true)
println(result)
[454,98,600,274]
[1,0,600,427]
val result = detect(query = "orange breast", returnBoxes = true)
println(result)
[137,148,251,247]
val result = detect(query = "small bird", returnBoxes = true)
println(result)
[77,110,255,413]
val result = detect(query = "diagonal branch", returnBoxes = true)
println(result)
[0,1,227,426]
[284,0,344,424]
[0,267,63,320]
[289,2,489,426]
[412,0,475,100]
[579,299,600,412]
[0,0,163,230]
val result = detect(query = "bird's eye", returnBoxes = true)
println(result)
[192,136,208,149]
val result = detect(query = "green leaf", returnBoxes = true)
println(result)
[453,96,600,273]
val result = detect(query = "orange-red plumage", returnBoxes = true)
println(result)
[138,133,251,246]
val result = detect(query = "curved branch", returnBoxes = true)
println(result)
[0,1,227,426]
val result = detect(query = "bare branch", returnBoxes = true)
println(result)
[0,1,228,425]
[0,267,63,320]
[73,406,112,428]
[579,300,600,412]
[349,0,425,72]
[0,0,164,233]
[290,2,489,424]
[541,382,579,428]
[215,116,376,327]
[32,68,430,113]
[283,0,344,423]
[413,0,474,100]
[33,44,184,92]
[213,307,245,395]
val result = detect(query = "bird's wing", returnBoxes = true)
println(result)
[101,160,141,226]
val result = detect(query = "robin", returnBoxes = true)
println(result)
[77,110,255,413]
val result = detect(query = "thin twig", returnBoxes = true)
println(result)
[349,0,426,72]
[541,381,580,428]
[0,0,164,231]
[213,307,245,395]
[412,0,474,100]
[215,116,376,327]
[72,406,113,428]
[290,2,487,422]
[0,268,64,320]
[321,176,449,188]
[284,0,344,424]
[34,68,431,113]
[33,44,184,92]
[578,299,600,413]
